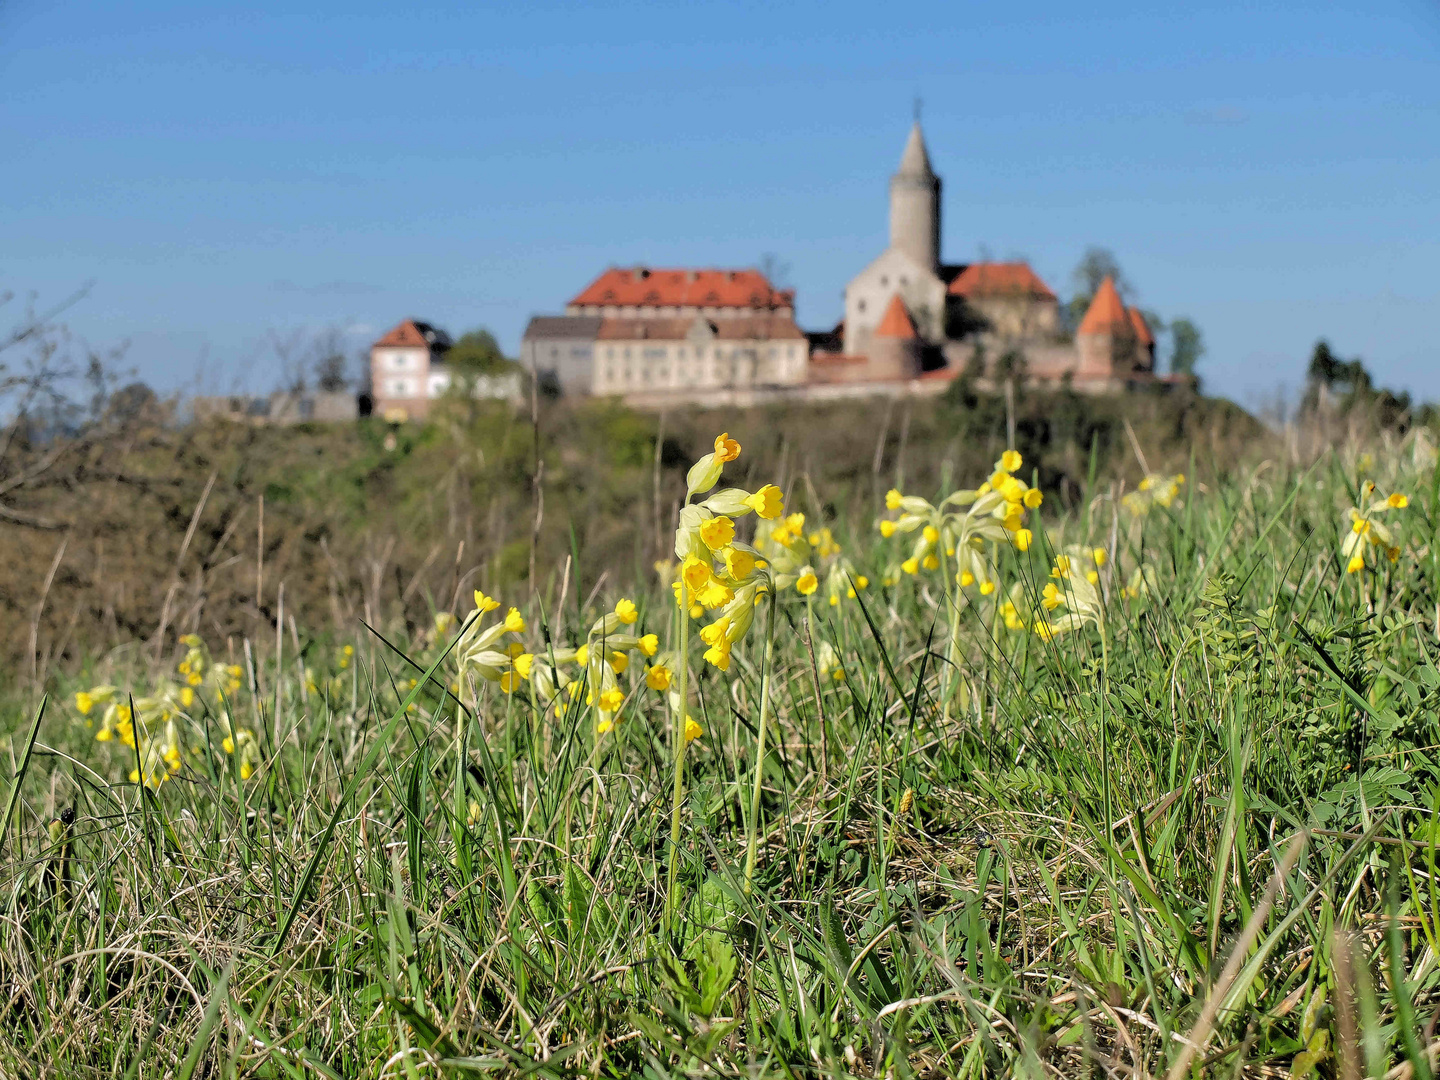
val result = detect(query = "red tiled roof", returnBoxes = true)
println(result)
[1127,306,1154,347]
[595,315,806,341]
[1077,276,1129,335]
[874,295,917,340]
[373,320,428,348]
[947,262,1056,300]
[569,267,795,309]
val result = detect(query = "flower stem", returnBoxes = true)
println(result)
[665,581,689,930]
[939,544,961,727]
[743,591,777,894]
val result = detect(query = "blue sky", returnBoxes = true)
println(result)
[2,0,1437,405]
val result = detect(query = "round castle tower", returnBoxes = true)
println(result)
[889,122,941,272]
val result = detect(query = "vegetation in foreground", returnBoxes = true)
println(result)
[5,426,1440,1078]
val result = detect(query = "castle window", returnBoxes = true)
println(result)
[857,300,867,313]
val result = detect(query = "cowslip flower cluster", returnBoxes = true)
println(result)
[878,449,1041,593]
[73,635,259,787]
[454,591,529,689]
[674,433,786,672]
[1121,473,1185,516]
[756,513,869,608]
[541,600,659,734]
[1032,548,1107,640]
[1342,481,1407,574]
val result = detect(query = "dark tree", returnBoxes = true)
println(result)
[1169,318,1204,377]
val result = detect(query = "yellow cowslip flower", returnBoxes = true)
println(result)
[696,576,734,609]
[723,546,758,581]
[608,651,629,675]
[504,607,526,633]
[598,687,624,712]
[514,653,534,679]
[689,603,703,619]
[681,555,713,594]
[1013,528,1033,552]
[703,642,732,670]
[714,432,741,462]
[1342,483,1407,575]
[1051,555,1072,579]
[1092,548,1106,566]
[575,643,590,665]
[179,633,202,647]
[1042,582,1064,611]
[699,617,731,648]
[922,525,940,543]
[178,660,190,676]
[180,687,194,708]
[684,716,703,744]
[1001,449,1023,472]
[75,691,95,715]
[614,598,638,624]
[959,571,975,587]
[855,575,869,589]
[999,476,1027,503]
[1000,601,1025,631]
[744,484,784,519]
[921,554,939,571]
[341,646,353,659]
[886,488,903,510]
[879,519,897,538]
[597,716,615,735]
[187,672,202,687]
[797,569,819,595]
[699,516,736,550]
[474,591,501,613]
[989,469,1010,489]
[1024,488,1043,509]
[639,633,659,657]
[901,557,919,575]
[504,641,525,659]
[979,581,996,595]
[646,664,672,691]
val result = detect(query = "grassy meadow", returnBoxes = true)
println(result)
[5,407,1440,1077]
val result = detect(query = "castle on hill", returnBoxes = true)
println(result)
[360,121,1173,417]
[820,120,1160,389]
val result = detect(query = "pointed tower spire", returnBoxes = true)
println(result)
[890,121,941,270]
[1077,276,1128,335]
[897,121,935,178]
[875,294,917,339]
